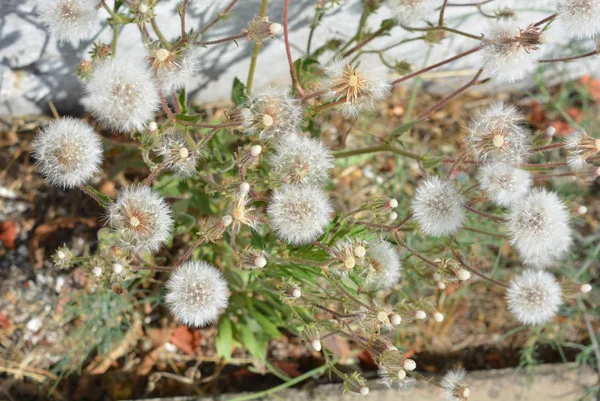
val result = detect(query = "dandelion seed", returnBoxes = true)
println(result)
[506,188,572,268]
[148,46,203,93]
[108,185,173,253]
[467,102,531,163]
[267,184,333,245]
[365,241,402,289]
[565,131,600,172]
[246,88,302,141]
[480,19,544,83]
[386,0,438,26]
[247,16,282,43]
[39,0,98,44]
[506,269,562,325]
[269,133,333,185]
[156,127,198,177]
[478,162,532,207]
[557,0,600,38]
[83,58,160,133]
[165,260,229,327]
[441,369,470,401]
[324,59,390,117]
[32,117,103,189]
[412,176,465,236]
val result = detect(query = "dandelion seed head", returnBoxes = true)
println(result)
[565,131,600,172]
[165,260,229,327]
[412,176,465,236]
[478,162,532,207]
[156,127,198,177]
[387,0,438,26]
[83,59,160,133]
[467,102,531,163]
[324,59,390,117]
[247,88,302,141]
[267,184,333,245]
[365,241,402,289]
[39,0,98,43]
[506,269,563,325]
[557,0,600,38]
[149,46,203,93]
[108,185,173,253]
[441,369,470,401]
[32,117,103,189]
[507,188,572,268]
[481,19,542,83]
[269,133,334,185]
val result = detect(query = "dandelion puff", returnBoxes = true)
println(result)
[165,260,229,327]
[412,176,465,237]
[108,185,173,253]
[38,0,98,44]
[246,88,302,141]
[467,102,531,163]
[32,117,103,189]
[83,58,160,133]
[556,0,600,38]
[506,269,563,325]
[565,131,600,172]
[148,46,203,93]
[441,369,471,401]
[386,0,438,26]
[506,188,572,268]
[478,162,532,207]
[156,127,199,177]
[267,184,333,245]
[323,58,390,117]
[269,133,334,185]
[480,19,544,83]
[365,241,402,289]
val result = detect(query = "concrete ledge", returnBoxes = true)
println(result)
[132,363,597,401]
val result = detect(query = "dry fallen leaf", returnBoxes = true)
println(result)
[0,221,17,250]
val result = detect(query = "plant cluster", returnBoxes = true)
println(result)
[30,0,600,398]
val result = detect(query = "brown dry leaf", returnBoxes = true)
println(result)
[0,313,10,329]
[580,75,600,101]
[136,328,172,377]
[272,361,302,378]
[0,221,17,250]
[169,326,201,356]
[323,335,351,361]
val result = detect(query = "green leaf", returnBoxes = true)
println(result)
[215,318,234,360]
[174,113,204,122]
[421,155,445,169]
[232,77,247,105]
[253,312,282,338]
[239,324,267,362]
[177,88,188,114]
[390,120,420,140]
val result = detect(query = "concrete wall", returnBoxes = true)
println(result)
[1,0,598,117]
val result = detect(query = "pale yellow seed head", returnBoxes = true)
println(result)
[179,147,189,159]
[262,114,274,127]
[156,48,171,62]
[492,134,504,148]
[130,216,140,227]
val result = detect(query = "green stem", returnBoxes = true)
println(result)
[462,226,508,239]
[227,363,331,401]
[111,23,119,58]
[151,17,172,49]
[333,144,423,161]
[246,0,269,94]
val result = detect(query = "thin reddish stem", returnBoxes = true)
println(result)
[530,143,566,152]
[199,0,240,35]
[196,31,248,46]
[464,204,507,223]
[539,50,598,63]
[283,0,306,97]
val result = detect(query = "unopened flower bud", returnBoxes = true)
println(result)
[390,313,402,325]
[433,312,444,322]
[581,284,592,293]
[359,387,369,396]
[354,245,366,258]
[377,311,389,322]
[148,121,158,132]
[247,16,281,43]
[403,359,416,371]
[221,215,233,226]
[250,145,262,157]
[291,287,301,298]
[311,339,322,352]
[92,266,103,277]
[138,3,149,13]
[415,310,426,320]
[389,211,398,222]
[269,23,282,35]
[239,182,251,197]
[254,256,267,268]
[457,269,471,281]
[112,263,124,275]
[388,198,398,209]
[397,369,407,380]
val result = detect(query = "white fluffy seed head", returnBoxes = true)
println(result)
[150,46,204,93]
[32,117,103,189]
[467,102,531,163]
[92,266,103,277]
[39,0,99,44]
[565,131,600,172]
[557,0,600,38]
[267,184,333,245]
[165,260,229,327]
[441,369,469,401]
[506,269,563,325]
[387,0,438,26]
[269,133,334,186]
[433,312,444,322]
[247,88,302,141]
[365,241,402,289]
[156,127,198,177]
[412,176,465,236]
[480,19,542,83]
[108,185,174,253]
[403,359,416,371]
[507,188,572,268]
[324,58,391,117]
[83,58,160,133]
[291,287,302,298]
[112,263,124,275]
[478,162,532,207]
[391,313,402,325]
[415,310,427,320]
[311,339,322,352]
